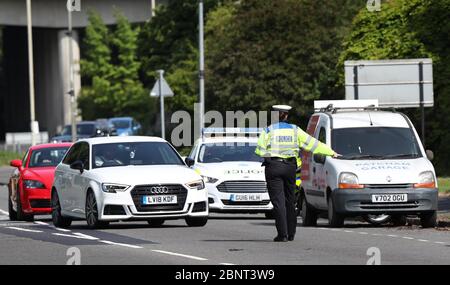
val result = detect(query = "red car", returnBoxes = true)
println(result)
[8,143,72,221]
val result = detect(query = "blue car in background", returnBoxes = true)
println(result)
[108,117,142,136]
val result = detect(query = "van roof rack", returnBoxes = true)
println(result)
[313,100,396,114]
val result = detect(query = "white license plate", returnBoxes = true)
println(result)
[142,195,177,205]
[230,194,262,202]
[371,194,407,203]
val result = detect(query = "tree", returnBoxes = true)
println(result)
[79,11,154,131]
[205,0,364,126]
[137,0,221,113]
[339,0,450,175]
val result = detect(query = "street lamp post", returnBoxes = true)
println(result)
[67,1,77,142]
[198,0,205,137]
[26,0,37,146]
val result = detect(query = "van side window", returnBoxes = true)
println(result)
[318,127,327,144]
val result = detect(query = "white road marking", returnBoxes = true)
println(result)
[0,209,9,216]
[152,250,208,261]
[34,221,49,226]
[358,232,368,235]
[219,263,236,265]
[402,237,415,240]
[0,216,9,221]
[99,240,143,249]
[73,232,99,240]
[344,230,354,233]
[54,227,71,232]
[52,233,97,240]
[6,227,43,233]
[417,239,430,243]
[434,242,446,245]
[387,234,399,238]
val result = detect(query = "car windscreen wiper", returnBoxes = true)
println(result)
[383,153,420,159]
[339,154,385,160]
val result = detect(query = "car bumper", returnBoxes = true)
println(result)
[332,187,438,215]
[22,188,52,214]
[207,183,273,213]
[97,188,209,221]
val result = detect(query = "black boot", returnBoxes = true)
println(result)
[273,235,288,242]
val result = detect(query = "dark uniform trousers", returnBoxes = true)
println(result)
[264,158,297,238]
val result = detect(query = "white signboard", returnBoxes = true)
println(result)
[150,77,174,97]
[345,59,433,108]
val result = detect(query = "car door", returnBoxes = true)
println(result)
[72,142,91,215]
[59,143,82,214]
[312,124,329,209]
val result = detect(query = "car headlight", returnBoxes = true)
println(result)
[338,172,364,189]
[23,180,46,189]
[102,183,130,193]
[201,175,219,184]
[414,171,436,188]
[185,180,205,190]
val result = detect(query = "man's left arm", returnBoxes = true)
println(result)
[297,127,336,157]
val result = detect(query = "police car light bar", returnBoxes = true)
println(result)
[201,128,262,138]
[314,99,379,111]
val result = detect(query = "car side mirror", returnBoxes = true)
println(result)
[10,159,22,168]
[426,150,434,161]
[313,154,326,164]
[185,157,195,167]
[70,160,84,173]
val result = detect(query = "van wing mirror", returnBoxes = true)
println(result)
[426,150,434,161]
[313,154,326,164]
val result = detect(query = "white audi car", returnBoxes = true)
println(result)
[51,136,208,229]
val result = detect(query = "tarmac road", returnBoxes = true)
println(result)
[0,167,449,265]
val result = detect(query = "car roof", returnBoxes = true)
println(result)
[322,111,410,129]
[30,143,73,150]
[79,136,166,145]
[109,117,133,121]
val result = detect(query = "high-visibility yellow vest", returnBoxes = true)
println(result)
[255,122,335,159]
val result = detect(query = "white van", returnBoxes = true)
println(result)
[300,100,438,228]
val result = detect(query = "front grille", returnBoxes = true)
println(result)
[103,205,126,215]
[366,184,411,189]
[131,184,187,212]
[360,201,419,209]
[222,199,271,206]
[217,181,267,193]
[30,199,51,208]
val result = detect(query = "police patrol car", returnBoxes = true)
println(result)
[185,128,273,216]
[300,100,438,228]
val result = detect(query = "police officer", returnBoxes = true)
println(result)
[256,105,338,242]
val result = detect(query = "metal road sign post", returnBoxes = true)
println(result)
[151,70,174,140]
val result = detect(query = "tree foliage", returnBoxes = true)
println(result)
[79,11,152,131]
[137,0,220,113]
[339,0,450,175]
[205,0,364,126]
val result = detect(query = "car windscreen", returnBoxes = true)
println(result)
[92,142,184,168]
[110,120,131,129]
[198,143,263,163]
[62,124,96,136]
[28,147,70,168]
[332,127,422,159]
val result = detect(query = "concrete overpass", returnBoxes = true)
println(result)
[0,0,158,140]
